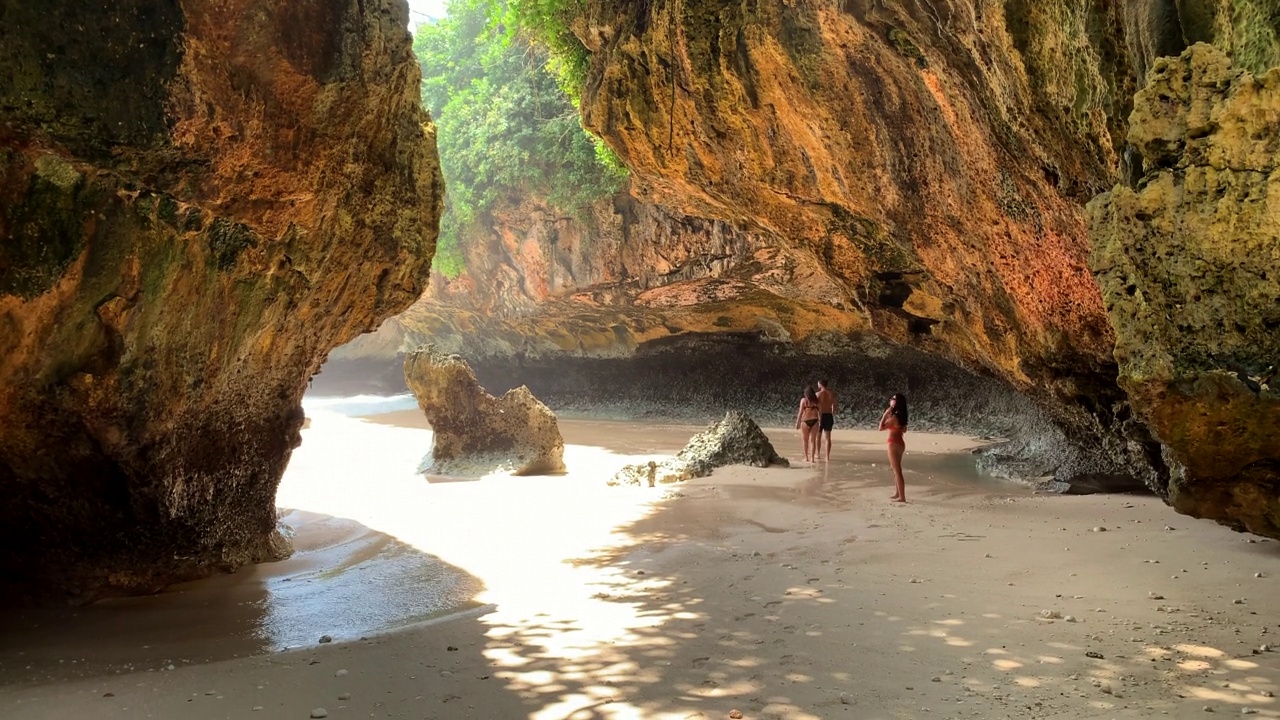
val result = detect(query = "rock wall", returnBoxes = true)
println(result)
[0,0,442,598]
[558,0,1279,531]
[332,190,863,362]
[1090,45,1280,536]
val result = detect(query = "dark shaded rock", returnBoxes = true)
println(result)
[404,346,565,477]
[611,410,786,486]
[0,0,442,601]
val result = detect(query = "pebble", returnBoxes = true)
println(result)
[334,669,348,677]
[1065,615,1078,623]
[730,710,745,718]
[338,693,351,701]
[909,578,922,584]
[1255,573,1265,578]
[1149,593,1165,600]
[441,670,453,677]
[252,707,262,712]
[1233,599,1246,605]
[1092,527,1107,532]
[1040,610,1062,620]
[1262,690,1274,698]
[839,692,853,704]
[318,635,332,644]
[1204,706,1214,712]
[931,676,942,682]
[311,709,329,719]
[1242,708,1257,715]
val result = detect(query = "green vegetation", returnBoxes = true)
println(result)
[415,0,625,278]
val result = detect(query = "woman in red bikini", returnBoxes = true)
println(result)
[879,393,908,502]
[795,386,821,463]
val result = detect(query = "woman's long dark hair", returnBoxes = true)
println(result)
[805,386,819,403]
[891,393,909,427]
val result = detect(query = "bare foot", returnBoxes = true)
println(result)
[890,495,901,500]
[891,497,907,503]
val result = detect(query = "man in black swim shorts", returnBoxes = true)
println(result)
[816,379,836,461]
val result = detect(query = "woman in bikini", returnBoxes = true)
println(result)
[879,393,909,502]
[795,385,821,463]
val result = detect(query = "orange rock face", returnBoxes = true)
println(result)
[0,0,441,598]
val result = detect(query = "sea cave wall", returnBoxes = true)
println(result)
[562,0,1280,531]
[0,0,442,599]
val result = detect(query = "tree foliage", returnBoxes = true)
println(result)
[414,0,625,278]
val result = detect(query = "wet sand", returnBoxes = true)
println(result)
[2,404,1279,719]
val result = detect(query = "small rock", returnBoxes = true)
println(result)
[932,676,941,682]
[983,553,992,558]
[337,693,351,701]
[252,707,262,712]
[1085,651,1105,659]
[447,646,458,652]
[318,635,332,644]
[909,578,922,584]
[1242,708,1257,715]
[334,669,348,677]
[839,692,853,704]
[1149,593,1165,600]
[440,670,453,677]
[310,709,329,719]
[1255,573,1265,579]
[730,710,745,718]
[1040,610,1063,619]
[1261,644,1272,652]
[1234,598,1246,605]
[1261,690,1274,698]
[1065,615,1078,623]
[1092,527,1107,532]
[1204,706,1214,712]
[205,691,217,696]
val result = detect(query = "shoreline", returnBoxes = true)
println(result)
[2,412,1277,719]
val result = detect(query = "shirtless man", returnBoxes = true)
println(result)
[816,379,837,461]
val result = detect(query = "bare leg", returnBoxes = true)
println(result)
[800,425,811,462]
[823,430,832,461]
[809,426,819,461]
[888,442,906,501]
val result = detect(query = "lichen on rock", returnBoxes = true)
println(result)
[405,346,566,477]
[611,410,787,486]
[1089,44,1280,536]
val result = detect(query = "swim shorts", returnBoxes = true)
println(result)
[820,413,834,431]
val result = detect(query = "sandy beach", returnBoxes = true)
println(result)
[2,401,1278,719]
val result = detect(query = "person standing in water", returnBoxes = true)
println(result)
[879,393,909,502]
[794,385,821,463]
[816,379,837,461]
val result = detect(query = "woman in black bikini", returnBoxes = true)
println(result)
[795,386,821,463]
[879,393,909,502]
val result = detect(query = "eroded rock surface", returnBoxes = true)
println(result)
[1090,45,1280,535]
[611,410,786,486]
[405,346,565,477]
[0,0,442,598]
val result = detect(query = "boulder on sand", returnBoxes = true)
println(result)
[405,346,565,477]
[610,410,788,486]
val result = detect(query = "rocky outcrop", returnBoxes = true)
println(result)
[611,410,786,486]
[0,0,442,598]
[1090,45,1280,536]
[405,346,565,477]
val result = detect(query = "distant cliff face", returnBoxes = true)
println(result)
[0,0,442,598]
[335,190,863,362]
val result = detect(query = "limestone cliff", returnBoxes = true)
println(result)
[1090,45,1280,536]
[549,0,1280,531]
[332,189,861,362]
[0,0,442,598]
